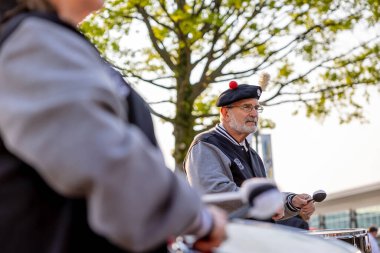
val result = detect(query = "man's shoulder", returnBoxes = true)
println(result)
[192,128,223,146]
[194,129,215,141]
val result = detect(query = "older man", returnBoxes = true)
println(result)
[184,80,314,220]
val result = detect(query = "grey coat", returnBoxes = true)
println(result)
[0,15,210,252]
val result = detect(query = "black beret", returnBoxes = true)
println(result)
[216,81,262,107]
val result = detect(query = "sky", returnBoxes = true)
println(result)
[153,90,380,196]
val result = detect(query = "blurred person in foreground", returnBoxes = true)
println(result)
[184,76,315,221]
[369,226,380,253]
[0,0,227,252]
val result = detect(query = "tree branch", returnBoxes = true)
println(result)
[265,35,380,103]
[148,99,175,105]
[149,106,174,123]
[193,0,205,16]
[158,1,178,29]
[194,120,219,134]
[129,72,176,90]
[144,10,175,31]
[265,82,370,106]
[137,6,175,70]
[192,113,219,118]
[223,3,265,51]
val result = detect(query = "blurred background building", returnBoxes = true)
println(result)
[308,182,380,248]
[309,182,380,231]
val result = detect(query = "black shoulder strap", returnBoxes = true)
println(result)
[0,12,28,48]
[0,12,80,50]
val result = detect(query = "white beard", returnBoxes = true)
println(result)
[229,112,258,134]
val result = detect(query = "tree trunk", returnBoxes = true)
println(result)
[173,94,195,173]
[173,32,195,172]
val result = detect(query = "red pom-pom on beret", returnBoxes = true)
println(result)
[216,83,262,106]
[229,81,238,89]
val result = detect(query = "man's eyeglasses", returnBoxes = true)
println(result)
[225,104,264,113]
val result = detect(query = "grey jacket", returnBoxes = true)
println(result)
[0,15,210,252]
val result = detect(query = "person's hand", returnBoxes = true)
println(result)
[300,201,315,220]
[271,206,285,221]
[193,206,228,252]
[291,193,309,208]
[292,194,315,220]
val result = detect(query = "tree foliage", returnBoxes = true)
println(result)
[81,0,380,167]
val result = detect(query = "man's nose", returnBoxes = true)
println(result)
[249,108,258,116]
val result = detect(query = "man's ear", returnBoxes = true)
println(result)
[221,107,229,120]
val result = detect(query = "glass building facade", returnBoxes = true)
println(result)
[310,205,380,230]
[309,205,380,250]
